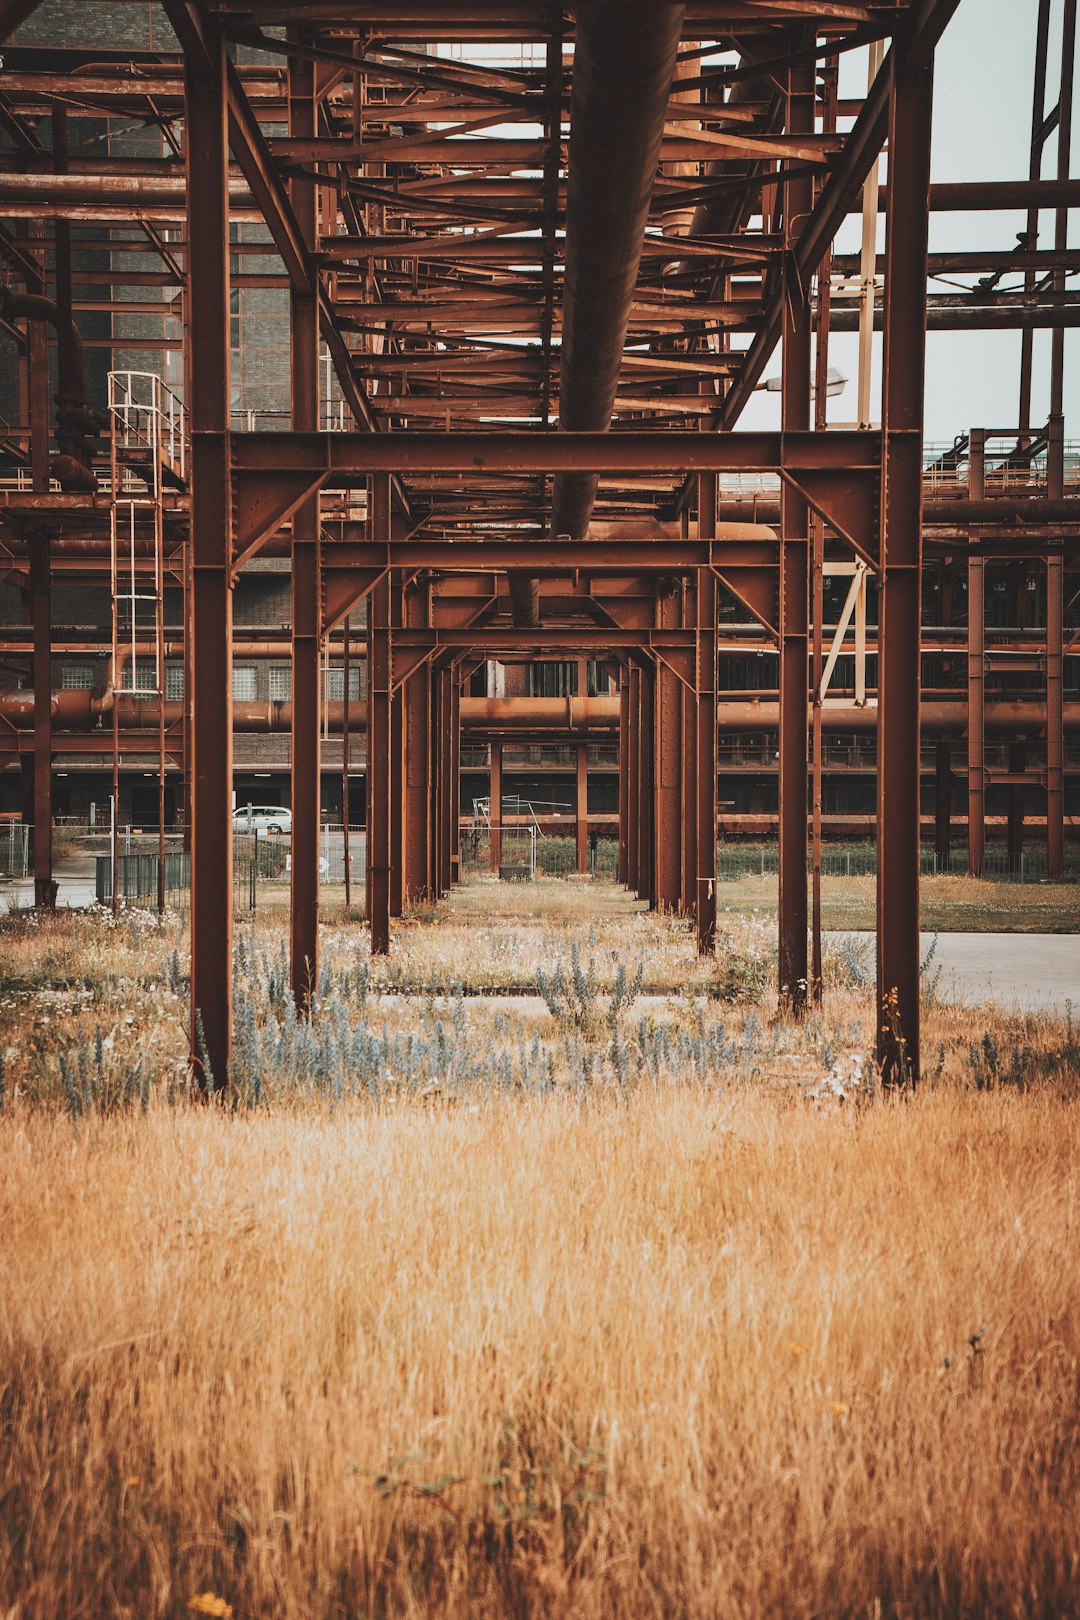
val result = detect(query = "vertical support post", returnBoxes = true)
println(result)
[1019,0,1052,431]
[576,740,589,875]
[778,52,813,1009]
[389,574,405,917]
[638,669,655,907]
[1050,0,1076,426]
[29,541,54,909]
[403,585,432,904]
[654,598,682,911]
[696,476,717,953]
[490,741,503,874]
[450,674,461,885]
[435,664,453,897]
[877,45,934,1086]
[367,485,392,954]
[1046,555,1064,879]
[680,567,698,914]
[1007,741,1025,875]
[288,30,321,1008]
[967,552,985,877]
[935,739,952,872]
[185,33,233,1090]
[617,667,630,885]
[626,665,640,893]
[342,612,352,906]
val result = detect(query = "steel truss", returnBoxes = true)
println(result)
[0,0,1077,1089]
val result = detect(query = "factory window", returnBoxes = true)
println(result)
[233,665,257,701]
[527,661,577,699]
[121,658,157,691]
[62,663,95,690]
[269,663,292,701]
[165,663,185,701]
[326,666,362,701]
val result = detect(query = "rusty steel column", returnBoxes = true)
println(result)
[1047,554,1064,879]
[876,47,935,1087]
[576,740,589,875]
[617,668,630,886]
[1007,741,1026,874]
[639,670,656,907]
[696,475,718,954]
[435,665,453,897]
[367,481,392,954]
[654,596,682,911]
[680,574,698,914]
[184,33,233,1091]
[967,552,986,877]
[450,673,461,886]
[29,541,54,909]
[935,739,953,872]
[342,613,353,907]
[626,664,641,895]
[490,741,503,875]
[390,574,405,917]
[288,31,321,1007]
[367,570,393,946]
[403,589,432,904]
[778,54,813,1009]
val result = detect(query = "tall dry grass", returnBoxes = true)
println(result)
[2,1082,1079,1618]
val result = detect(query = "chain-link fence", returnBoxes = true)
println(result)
[716,843,1080,883]
[461,825,538,880]
[0,822,29,880]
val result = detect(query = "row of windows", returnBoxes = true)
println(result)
[60,662,361,702]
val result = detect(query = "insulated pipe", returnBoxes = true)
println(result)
[511,0,686,626]
[1,691,1076,739]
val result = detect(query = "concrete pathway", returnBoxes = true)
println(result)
[831,931,1079,1017]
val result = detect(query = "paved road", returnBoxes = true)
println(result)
[832,930,1079,1016]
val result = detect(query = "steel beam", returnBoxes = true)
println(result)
[490,741,503,874]
[403,586,433,904]
[934,739,952,872]
[227,428,880,477]
[367,479,392,954]
[967,435,986,878]
[777,51,812,1012]
[576,741,588,876]
[696,480,718,955]
[1047,554,1064,879]
[876,45,934,1087]
[617,669,630,887]
[29,538,54,908]
[184,32,233,1093]
[289,31,321,1010]
[654,591,684,913]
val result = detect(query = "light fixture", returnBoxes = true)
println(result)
[761,366,847,397]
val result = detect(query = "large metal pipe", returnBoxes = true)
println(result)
[1,691,1076,740]
[509,0,686,625]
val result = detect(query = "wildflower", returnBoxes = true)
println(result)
[790,1342,811,1356]
[125,1476,141,1488]
[829,1400,849,1416]
[187,1596,234,1619]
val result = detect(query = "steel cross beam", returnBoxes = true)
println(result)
[228,428,880,478]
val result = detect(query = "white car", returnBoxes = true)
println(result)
[233,805,292,836]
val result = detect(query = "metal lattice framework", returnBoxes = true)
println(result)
[0,0,1077,1089]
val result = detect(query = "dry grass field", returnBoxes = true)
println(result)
[0,880,1078,1618]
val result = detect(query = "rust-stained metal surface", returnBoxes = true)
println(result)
[0,0,1077,1086]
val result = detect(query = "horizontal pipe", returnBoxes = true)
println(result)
[0,691,1076,741]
